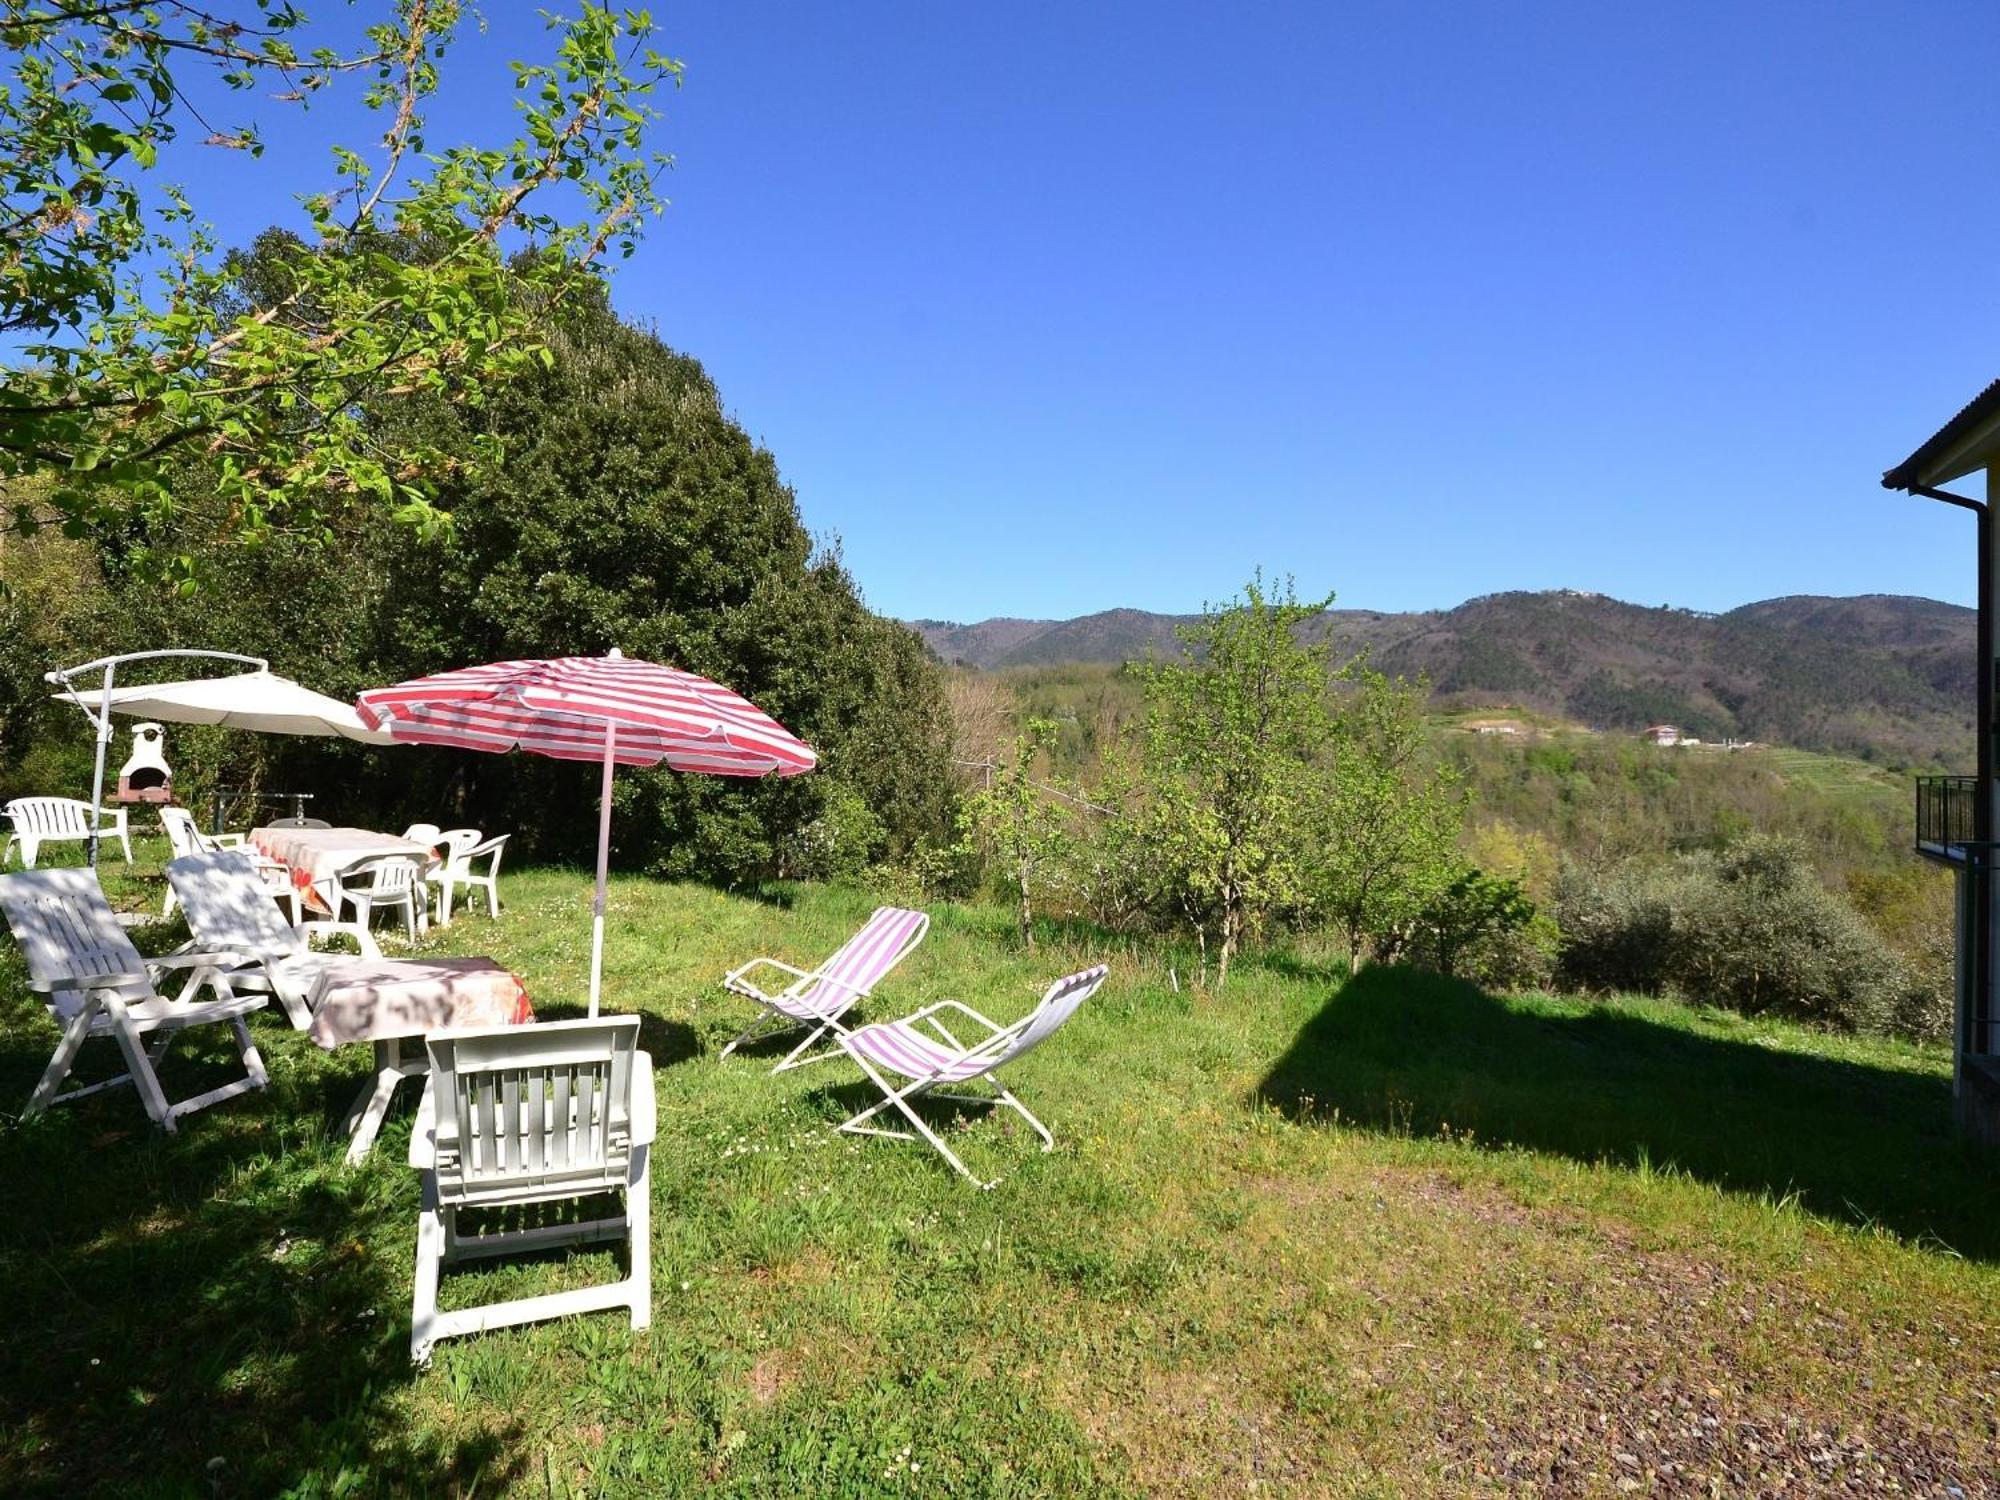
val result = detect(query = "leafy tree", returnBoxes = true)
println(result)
[958,718,1072,949]
[1310,665,1465,965]
[1126,575,1332,986]
[0,1,676,569]
[7,266,959,884]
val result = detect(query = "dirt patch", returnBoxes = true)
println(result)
[747,1351,797,1407]
[1076,1367,1322,1496]
[1086,1166,1999,1495]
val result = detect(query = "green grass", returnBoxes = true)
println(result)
[1,853,1997,1496]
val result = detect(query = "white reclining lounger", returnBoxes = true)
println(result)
[836,964,1109,1188]
[720,905,929,1072]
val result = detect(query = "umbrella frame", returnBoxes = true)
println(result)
[47,650,266,867]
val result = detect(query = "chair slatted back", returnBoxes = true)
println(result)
[427,1017,640,1202]
[6,798,96,838]
[798,906,929,1012]
[168,852,303,961]
[436,829,482,870]
[0,869,152,1015]
[347,854,421,892]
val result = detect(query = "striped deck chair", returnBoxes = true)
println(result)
[0,867,267,1131]
[166,851,381,1030]
[720,906,930,1072]
[835,964,1108,1188]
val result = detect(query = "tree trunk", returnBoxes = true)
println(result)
[1018,859,1035,950]
[1218,889,1239,989]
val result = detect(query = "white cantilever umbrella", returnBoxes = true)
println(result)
[48,649,397,865]
[356,650,817,1016]
[58,669,397,743]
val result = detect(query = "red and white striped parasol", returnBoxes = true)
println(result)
[358,651,815,1014]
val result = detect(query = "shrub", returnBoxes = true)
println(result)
[1402,867,1557,991]
[1555,836,1904,1033]
[781,781,887,883]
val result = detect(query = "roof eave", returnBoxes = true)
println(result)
[1883,377,2000,492]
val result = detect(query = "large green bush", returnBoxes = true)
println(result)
[1555,836,1905,1033]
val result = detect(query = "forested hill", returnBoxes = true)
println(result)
[910,591,1976,768]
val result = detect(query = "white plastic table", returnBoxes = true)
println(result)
[305,957,534,1163]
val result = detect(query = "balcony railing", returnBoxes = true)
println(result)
[1916,775,1978,860]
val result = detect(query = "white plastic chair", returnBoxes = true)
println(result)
[432,832,506,924]
[408,1015,654,1364]
[720,906,929,1072]
[402,822,444,848]
[3,797,131,867]
[166,851,381,1029]
[836,964,1109,1188]
[333,853,427,942]
[0,867,268,1131]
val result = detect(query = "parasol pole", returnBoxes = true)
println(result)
[588,717,616,1017]
[83,661,115,868]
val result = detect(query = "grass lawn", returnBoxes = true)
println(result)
[1,854,1996,1496]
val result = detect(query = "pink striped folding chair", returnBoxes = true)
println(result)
[719,906,930,1072]
[834,964,1109,1188]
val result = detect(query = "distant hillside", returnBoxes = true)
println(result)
[910,590,1976,768]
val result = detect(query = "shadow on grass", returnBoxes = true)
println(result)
[524,1004,700,1071]
[1256,965,2000,1261]
[0,1025,528,1497]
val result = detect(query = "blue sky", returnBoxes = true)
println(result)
[165,2,2000,622]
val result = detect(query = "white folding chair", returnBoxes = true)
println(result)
[334,853,427,942]
[836,964,1108,1188]
[431,831,506,923]
[167,851,381,1029]
[0,868,268,1131]
[408,1016,654,1364]
[720,906,929,1072]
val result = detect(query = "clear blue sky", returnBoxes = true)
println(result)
[171,1,2000,622]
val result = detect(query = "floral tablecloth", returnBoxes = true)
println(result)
[305,957,534,1049]
[249,825,434,915]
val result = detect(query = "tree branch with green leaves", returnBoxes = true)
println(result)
[0,0,679,577]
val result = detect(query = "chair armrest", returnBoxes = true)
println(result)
[908,998,1007,1035]
[208,833,247,849]
[631,1053,656,1147]
[722,956,810,997]
[147,950,240,971]
[408,1082,437,1170]
[28,968,151,994]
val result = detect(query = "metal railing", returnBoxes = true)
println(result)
[1916,775,1978,856]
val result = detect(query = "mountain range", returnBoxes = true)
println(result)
[909,591,1976,768]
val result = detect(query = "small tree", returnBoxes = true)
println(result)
[1127,575,1332,986]
[1311,665,1465,965]
[958,718,1072,949]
